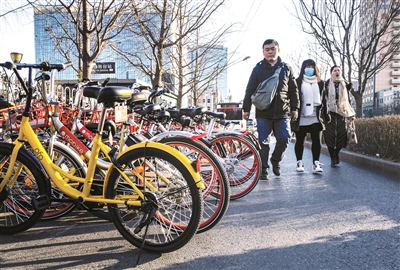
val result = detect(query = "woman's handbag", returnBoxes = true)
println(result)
[347,120,358,144]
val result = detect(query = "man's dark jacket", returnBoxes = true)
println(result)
[242,57,299,119]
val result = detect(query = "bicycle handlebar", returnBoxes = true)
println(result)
[0,61,71,108]
[148,86,170,103]
[0,61,70,71]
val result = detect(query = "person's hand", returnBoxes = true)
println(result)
[243,112,250,120]
[290,110,298,122]
[346,83,353,90]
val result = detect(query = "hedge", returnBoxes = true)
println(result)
[346,115,400,162]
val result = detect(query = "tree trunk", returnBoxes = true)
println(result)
[353,91,363,118]
[82,1,91,80]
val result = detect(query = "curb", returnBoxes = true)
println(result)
[304,141,400,180]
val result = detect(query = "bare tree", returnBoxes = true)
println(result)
[31,0,134,81]
[0,1,35,18]
[286,40,331,79]
[173,18,236,108]
[110,0,227,102]
[292,0,400,117]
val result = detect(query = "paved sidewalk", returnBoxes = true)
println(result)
[1,139,399,270]
[304,141,400,180]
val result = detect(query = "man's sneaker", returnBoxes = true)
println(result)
[312,161,323,173]
[331,158,337,167]
[260,170,269,180]
[270,159,281,176]
[296,160,305,172]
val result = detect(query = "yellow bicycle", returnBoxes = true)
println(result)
[0,61,204,253]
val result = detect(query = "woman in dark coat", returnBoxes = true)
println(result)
[291,59,329,173]
[324,65,356,167]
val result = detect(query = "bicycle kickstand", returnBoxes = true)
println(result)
[134,217,151,267]
[134,193,158,267]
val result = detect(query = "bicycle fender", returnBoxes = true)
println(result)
[113,141,204,189]
[52,141,87,172]
[0,142,51,193]
[150,130,207,142]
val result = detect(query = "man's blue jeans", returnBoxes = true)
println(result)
[256,118,291,172]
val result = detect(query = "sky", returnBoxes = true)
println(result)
[220,0,306,102]
[0,0,306,103]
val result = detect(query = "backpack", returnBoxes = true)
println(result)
[251,64,283,111]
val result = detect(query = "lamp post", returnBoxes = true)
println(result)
[226,56,251,69]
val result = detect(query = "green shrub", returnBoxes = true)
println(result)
[347,115,400,162]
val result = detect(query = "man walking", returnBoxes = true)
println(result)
[242,39,299,180]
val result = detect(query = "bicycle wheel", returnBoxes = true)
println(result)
[106,145,203,253]
[158,137,230,234]
[205,134,261,200]
[40,143,86,220]
[0,143,50,234]
[79,138,120,221]
[79,167,111,221]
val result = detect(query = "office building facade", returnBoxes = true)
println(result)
[361,1,400,116]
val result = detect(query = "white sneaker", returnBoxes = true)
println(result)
[312,161,323,173]
[296,160,305,172]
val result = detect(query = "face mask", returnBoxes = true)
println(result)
[304,67,315,77]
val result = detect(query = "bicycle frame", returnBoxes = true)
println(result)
[0,65,204,208]
[44,88,196,193]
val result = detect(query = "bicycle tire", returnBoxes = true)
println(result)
[158,137,230,234]
[0,143,49,234]
[78,168,111,221]
[40,143,86,220]
[204,134,261,200]
[105,146,203,253]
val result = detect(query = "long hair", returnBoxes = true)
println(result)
[297,59,321,82]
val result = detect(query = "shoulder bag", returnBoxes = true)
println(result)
[251,66,282,111]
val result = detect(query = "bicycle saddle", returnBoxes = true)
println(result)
[0,98,15,109]
[166,109,181,119]
[97,86,132,107]
[205,111,226,119]
[135,104,162,116]
[83,86,101,99]
[127,92,148,107]
[179,106,207,118]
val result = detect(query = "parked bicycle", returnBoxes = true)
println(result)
[0,61,204,253]
[37,77,230,233]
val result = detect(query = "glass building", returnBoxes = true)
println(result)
[33,6,150,84]
[33,5,228,108]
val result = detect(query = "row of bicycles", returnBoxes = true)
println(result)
[0,61,261,256]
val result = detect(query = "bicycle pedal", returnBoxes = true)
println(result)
[32,194,51,211]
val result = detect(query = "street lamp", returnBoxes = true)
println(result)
[10,52,23,63]
[226,56,251,69]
